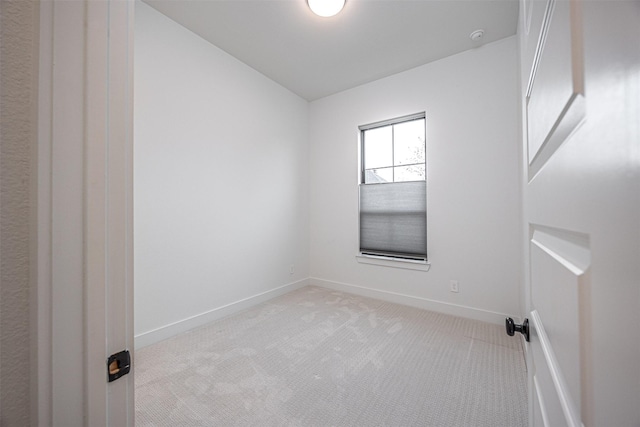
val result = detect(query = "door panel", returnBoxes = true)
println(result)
[531,226,589,406]
[521,0,548,94]
[530,225,591,426]
[531,326,569,427]
[524,3,587,423]
[520,0,640,426]
[532,376,549,427]
[526,0,584,179]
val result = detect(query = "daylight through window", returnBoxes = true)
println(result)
[359,113,427,261]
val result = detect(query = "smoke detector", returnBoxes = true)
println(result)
[469,29,485,41]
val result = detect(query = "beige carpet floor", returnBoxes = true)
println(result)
[135,286,527,426]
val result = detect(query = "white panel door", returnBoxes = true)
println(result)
[519,0,639,426]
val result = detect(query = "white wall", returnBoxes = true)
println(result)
[309,37,522,322]
[134,2,309,346]
[136,1,521,343]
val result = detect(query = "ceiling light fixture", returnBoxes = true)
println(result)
[308,0,345,17]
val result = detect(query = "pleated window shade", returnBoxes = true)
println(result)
[359,181,426,259]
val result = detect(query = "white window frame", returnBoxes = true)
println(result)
[357,113,429,269]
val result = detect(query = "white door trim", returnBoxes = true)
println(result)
[36,1,134,425]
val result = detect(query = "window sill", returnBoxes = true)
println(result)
[355,254,431,271]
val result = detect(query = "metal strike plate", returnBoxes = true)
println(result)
[107,350,131,382]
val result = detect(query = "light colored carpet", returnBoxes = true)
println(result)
[135,286,527,426]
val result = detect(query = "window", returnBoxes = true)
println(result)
[359,113,427,261]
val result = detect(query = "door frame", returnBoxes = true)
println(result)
[36,0,134,425]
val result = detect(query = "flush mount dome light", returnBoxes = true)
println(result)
[308,0,345,17]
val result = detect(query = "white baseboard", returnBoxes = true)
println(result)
[136,277,519,349]
[310,277,518,326]
[134,278,309,349]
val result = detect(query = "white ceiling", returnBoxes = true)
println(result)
[143,0,519,101]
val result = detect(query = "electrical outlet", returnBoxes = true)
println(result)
[289,264,295,275]
[450,280,459,293]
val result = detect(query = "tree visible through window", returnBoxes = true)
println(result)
[359,113,427,261]
[363,118,425,184]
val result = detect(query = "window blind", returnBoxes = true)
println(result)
[359,181,427,259]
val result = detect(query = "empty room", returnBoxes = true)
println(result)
[1,0,637,426]
[130,0,639,425]
[133,0,527,424]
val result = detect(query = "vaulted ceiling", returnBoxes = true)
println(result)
[143,0,519,101]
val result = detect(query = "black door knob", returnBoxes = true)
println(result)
[505,317,530,342]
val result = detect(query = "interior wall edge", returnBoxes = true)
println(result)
[134,278,310,349]
[311,277,521,326]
